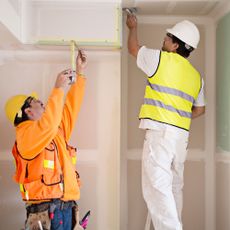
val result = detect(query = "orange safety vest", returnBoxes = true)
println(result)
[12,140,80,202]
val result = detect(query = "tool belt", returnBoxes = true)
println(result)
[25,199,83,230]
[26,199,76,214]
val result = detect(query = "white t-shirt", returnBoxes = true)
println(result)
[137,46,206,131]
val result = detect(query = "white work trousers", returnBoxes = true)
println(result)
[142,128,188,230]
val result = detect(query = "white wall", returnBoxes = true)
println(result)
[0,1,222,230]
[120,15,216,230]
[214,2,230,230]
[0,1,122,229]
[0,50,121,230]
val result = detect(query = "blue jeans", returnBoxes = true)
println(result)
[51,205,73,230]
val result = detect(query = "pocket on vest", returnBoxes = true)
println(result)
[23,174,64,200]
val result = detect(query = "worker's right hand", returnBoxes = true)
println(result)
[126,14,137,29]
[55,69,72,89]
[76,50,87,75]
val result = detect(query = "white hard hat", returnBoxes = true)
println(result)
[166,20,200,49]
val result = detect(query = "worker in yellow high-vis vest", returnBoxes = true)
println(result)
[126,14,205,230]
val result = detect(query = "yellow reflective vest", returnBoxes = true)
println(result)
[139,51,201,131]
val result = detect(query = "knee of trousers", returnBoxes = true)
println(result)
[143,165,173,193]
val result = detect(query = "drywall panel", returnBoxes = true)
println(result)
[127,160,149,230]
[216,162,230,230]
[75,163,98,230]
[22,1,122,48]
[0,50,120,230]
[216,11,230,152]
[183,161,205,230]
[127,23,205,150]
[0,161,25,229]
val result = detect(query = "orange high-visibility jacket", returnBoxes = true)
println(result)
[12,75,86,202]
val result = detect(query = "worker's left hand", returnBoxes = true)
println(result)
[76,50,87,75]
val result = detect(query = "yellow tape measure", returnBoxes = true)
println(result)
[70,40,76,84]
[69,40,84,84]
[70,40,76,71]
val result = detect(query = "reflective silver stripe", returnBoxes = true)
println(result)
[147,81,195,103]
[144,98,192,118]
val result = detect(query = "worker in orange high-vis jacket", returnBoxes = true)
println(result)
[126,13,205,230]
[5,51,87,230]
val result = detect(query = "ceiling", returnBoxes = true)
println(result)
[0,0,228,51]
[122,0,222,16]
[142,1,218,16]
[0,22,22,50]
[8,0,225,16]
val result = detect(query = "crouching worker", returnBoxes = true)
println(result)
[4,51,87,230]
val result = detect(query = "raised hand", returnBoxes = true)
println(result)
[55,69,72,89]
[76,50,87,75]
